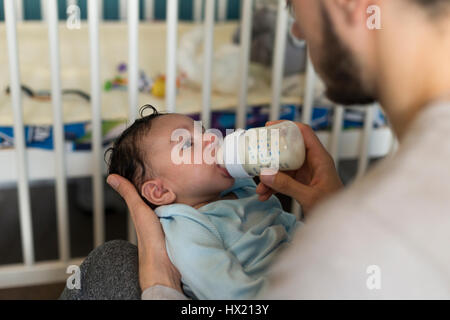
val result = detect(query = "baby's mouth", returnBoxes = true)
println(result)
[217,164,232,178]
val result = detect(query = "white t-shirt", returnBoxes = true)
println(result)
[262,100,450,299]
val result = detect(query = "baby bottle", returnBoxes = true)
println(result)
[216,121,306,178]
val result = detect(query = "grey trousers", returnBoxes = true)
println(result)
[59,240,142,300]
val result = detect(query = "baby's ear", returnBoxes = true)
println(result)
[141,179,176,206]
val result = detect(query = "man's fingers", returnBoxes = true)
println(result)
[259,171,311,204]
[265,120,286,127]
[256,182,272,195]
[258,192,272,202]
[108,175,166,246]
[107,174,146,214]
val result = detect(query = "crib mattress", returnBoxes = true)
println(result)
[0,22,318,126]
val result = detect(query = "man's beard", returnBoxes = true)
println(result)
[318,7,376,105]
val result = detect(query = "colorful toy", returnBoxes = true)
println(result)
[151,75,166,98]
[104,62,186,98]
[139,70,153,93]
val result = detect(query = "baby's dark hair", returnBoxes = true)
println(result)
[105,105,166,209]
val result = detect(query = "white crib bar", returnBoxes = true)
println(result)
[40,0,48,21]
[67,0,78,8]
[166,0,178,113]
[145,0,154,20]
[4,0,35,266]
[47,0,71,262]
[89,0,105,248]
[329,105,345,169]
[302,53,316,124]
[16,0,23,21]
[128,0,139,123]
[356,104,377,180]
[290,52,317,219]
[269,0,288,122]
[290,53,317,219]
[120,0,127,21]
[236,0,253,129]
[201,0,215,129]
[194,0,203,22]
[218,0,227,21]
[98,0,104,21]
[127,0,140,245]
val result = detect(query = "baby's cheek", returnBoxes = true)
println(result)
[192,164,217,183]
[177,164,209,183]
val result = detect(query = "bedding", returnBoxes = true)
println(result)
[0,104,386,150]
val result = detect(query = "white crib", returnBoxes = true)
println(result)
[0,0,395,290]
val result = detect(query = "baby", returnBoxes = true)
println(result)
[107,105,301,299]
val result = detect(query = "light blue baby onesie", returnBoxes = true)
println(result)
[154,178,301,300]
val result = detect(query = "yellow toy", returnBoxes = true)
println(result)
[151,75,166,98]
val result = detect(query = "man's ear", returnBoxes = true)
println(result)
[141,179,176,206]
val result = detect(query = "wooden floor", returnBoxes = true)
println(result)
[0,282,66,300]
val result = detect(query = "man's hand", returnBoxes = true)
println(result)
[256,121,343,215]
[107,174,182,293]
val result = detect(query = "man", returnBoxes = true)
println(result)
[258,0,450,299]
[64,0,450,299]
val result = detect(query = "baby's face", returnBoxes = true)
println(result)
[142,114,235,204]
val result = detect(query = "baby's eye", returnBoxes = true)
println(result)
[182,138,193,150]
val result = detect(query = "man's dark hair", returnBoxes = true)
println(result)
[412,0,450,17]
[414,0,449,6]
[106,105,166,209]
